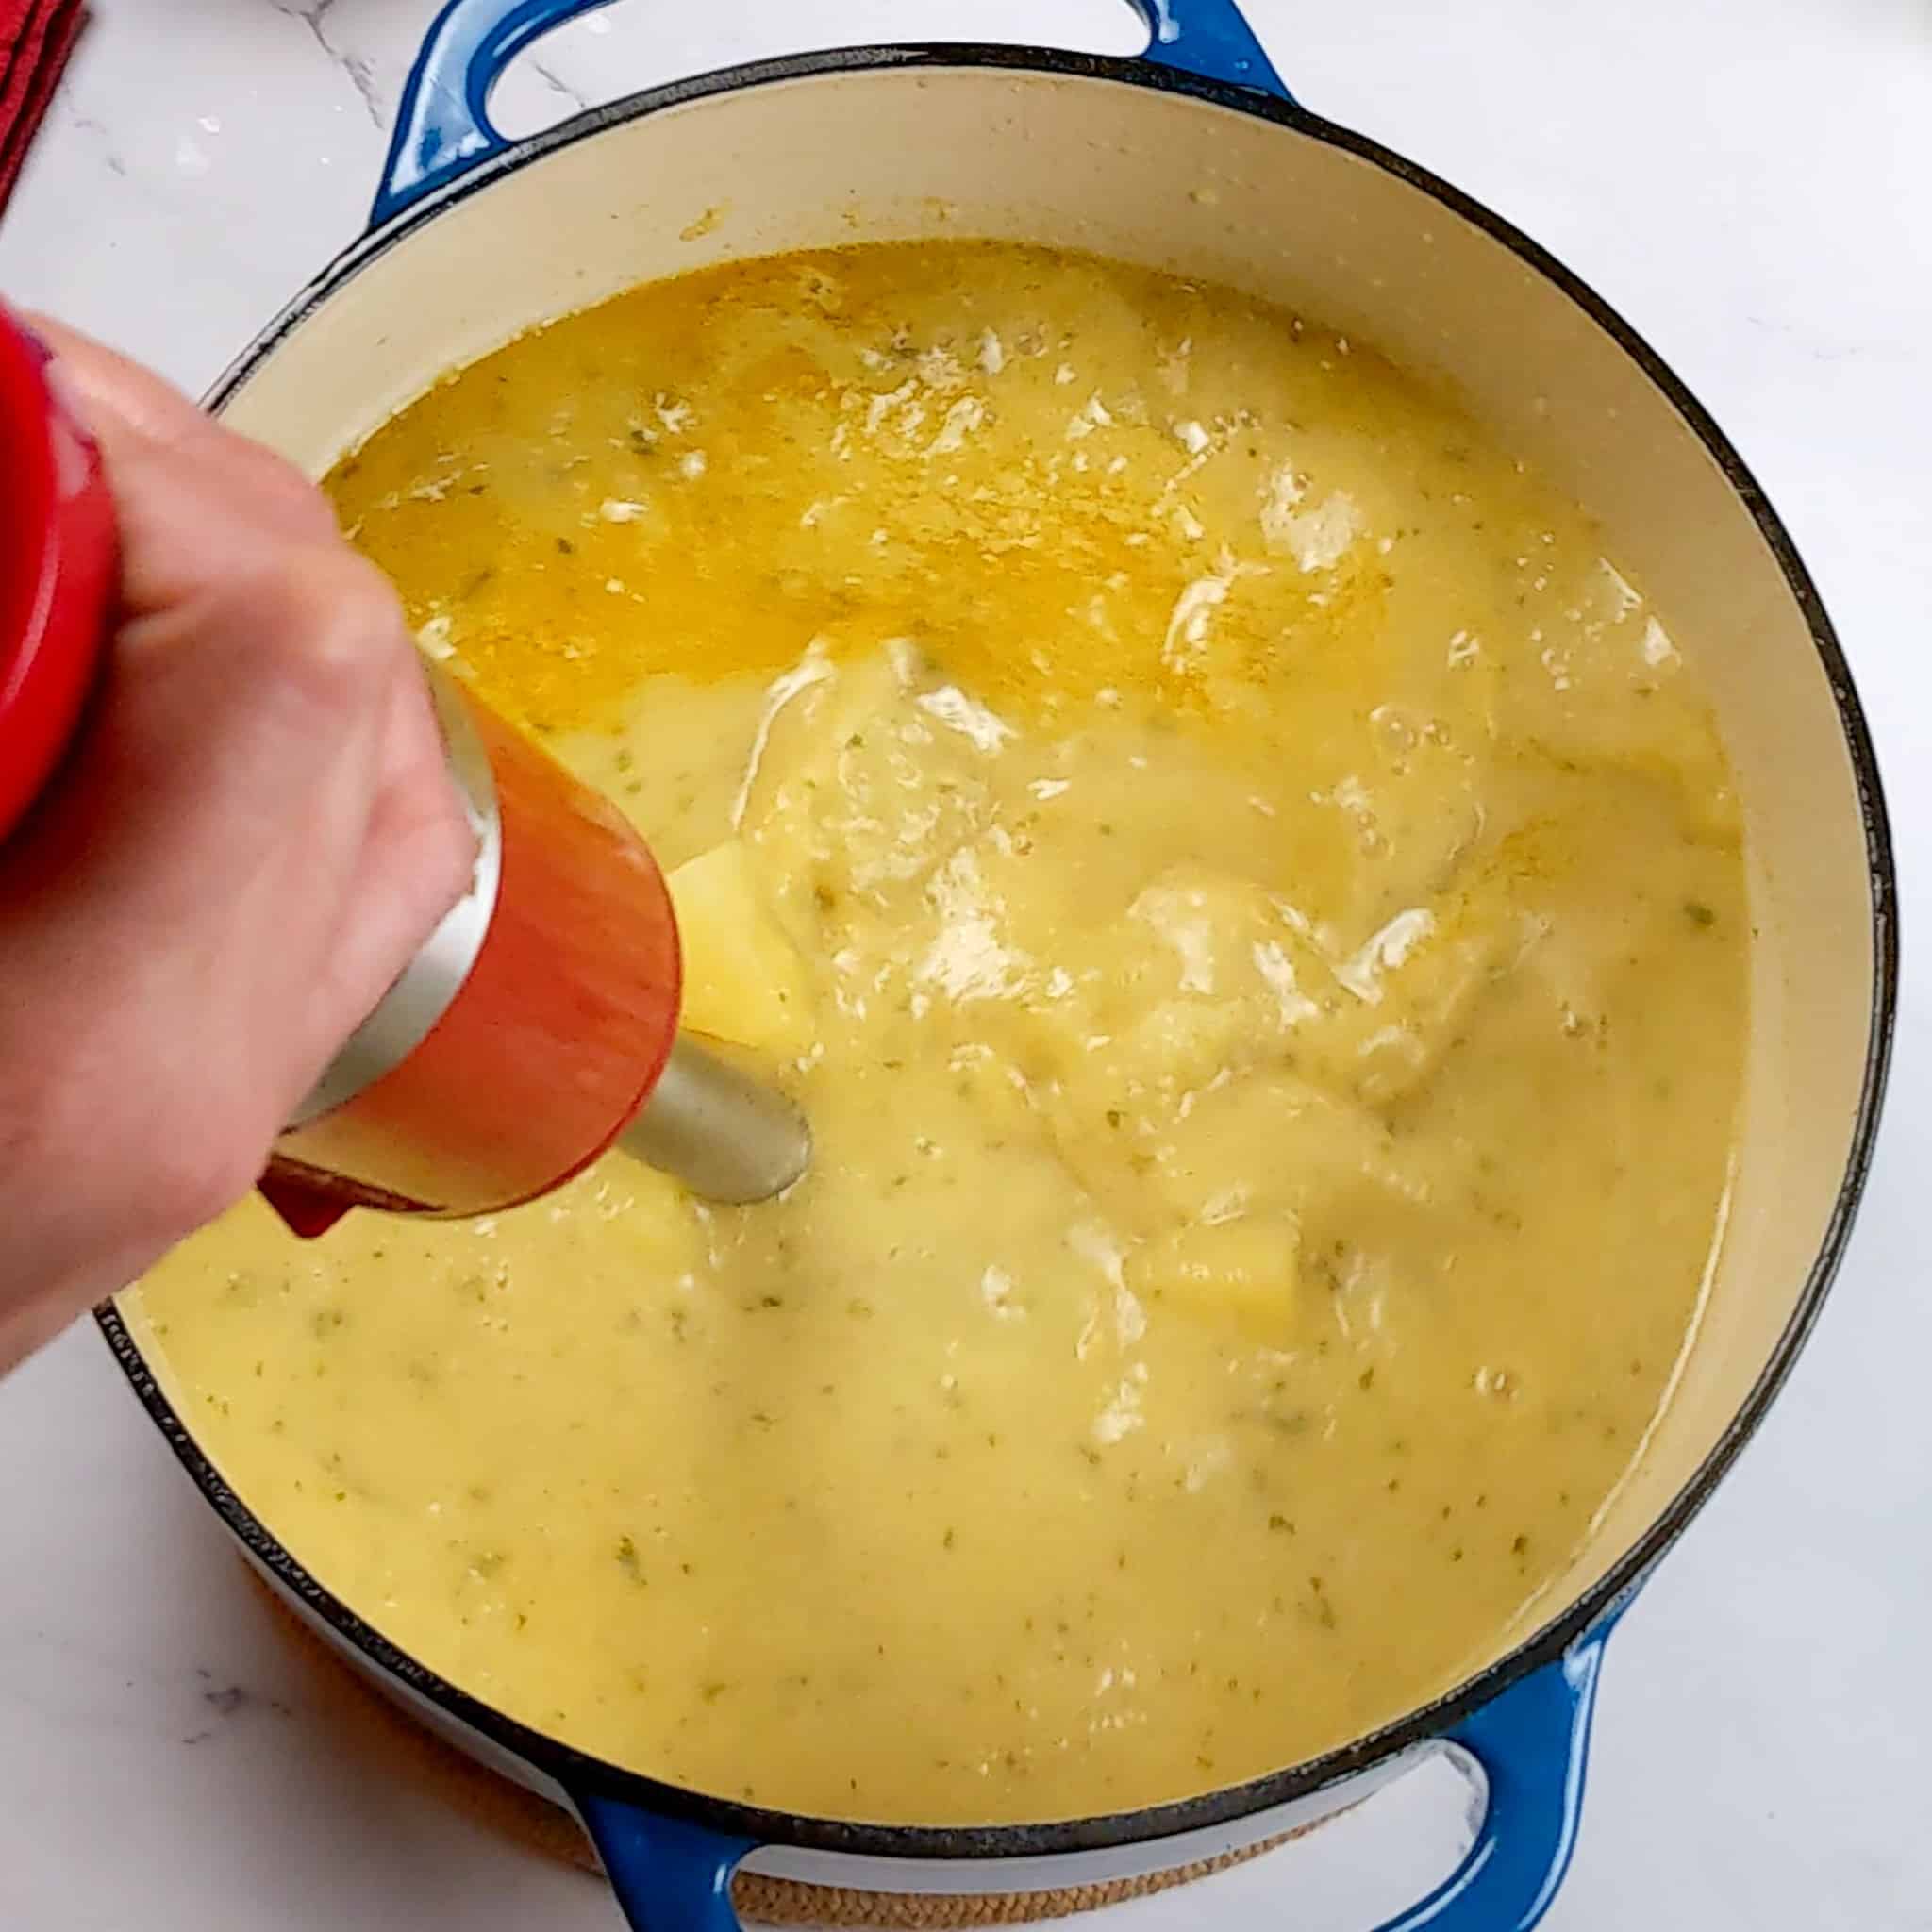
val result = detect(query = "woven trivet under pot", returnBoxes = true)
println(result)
[252,1573,1304,1926]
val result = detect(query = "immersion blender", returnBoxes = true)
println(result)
[0,304,809,1237]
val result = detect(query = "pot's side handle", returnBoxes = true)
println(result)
[575,1790,756,1932]
[1124,1,1291,98]
[567,1626,1608,1931]
[1368,1629,1613,1932]
[373,0,622,227]
[372,0,1291,229]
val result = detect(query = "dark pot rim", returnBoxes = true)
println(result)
[99,38,1899,1864]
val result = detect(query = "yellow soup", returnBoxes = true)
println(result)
[135,242,1747,1825]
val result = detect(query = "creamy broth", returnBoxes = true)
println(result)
[134,243,1747,1824]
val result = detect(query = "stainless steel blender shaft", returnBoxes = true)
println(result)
[618,1034,812,1204]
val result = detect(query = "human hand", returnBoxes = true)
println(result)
[0,319,473,1371]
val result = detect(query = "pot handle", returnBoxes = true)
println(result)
[1366,1626,1614,1932]
[575,1790,756,1932]
[1125,2,1290,96]
[373,0,609,226]
[568,1623,1609,1932]
[372,0,1291,228]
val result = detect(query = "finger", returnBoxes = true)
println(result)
[0,568,399,1250]
[96,432,323,618]
[321,657,477,1032]
[25,312,339,548]
[63,405,352,626]
[6,540,397,942]
[24,313,208,447]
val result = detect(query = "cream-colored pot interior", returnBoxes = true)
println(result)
[214,62,1880,1689]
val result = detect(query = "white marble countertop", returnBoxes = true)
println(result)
[3,2,1928,1926]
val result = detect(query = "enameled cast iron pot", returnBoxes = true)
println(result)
[99,2,1897,1926]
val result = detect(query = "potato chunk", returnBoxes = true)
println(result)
[667,841,812,1054]
[1125,1211,1302,1334]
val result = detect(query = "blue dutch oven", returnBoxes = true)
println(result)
[102,1,1896,1926]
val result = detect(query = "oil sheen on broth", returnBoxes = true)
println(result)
[134,243,1747,1824]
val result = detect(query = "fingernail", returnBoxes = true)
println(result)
[6,305,53,376]
[8,320,93,448]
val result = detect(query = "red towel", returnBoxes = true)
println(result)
[0,0,87,213]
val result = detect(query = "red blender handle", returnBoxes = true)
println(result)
[0,304,117,841]
[260,682,686,1234]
